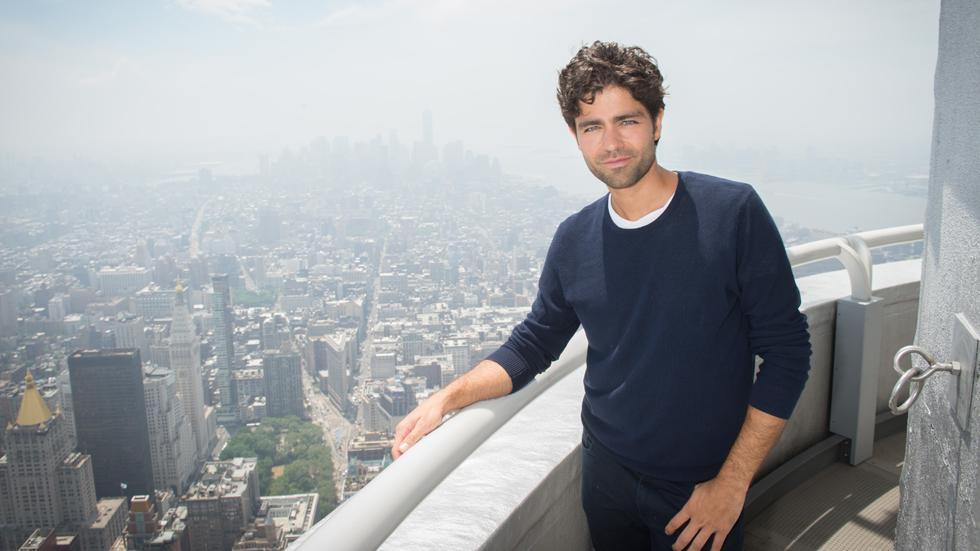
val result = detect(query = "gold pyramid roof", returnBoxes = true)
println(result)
[15,371,53,427]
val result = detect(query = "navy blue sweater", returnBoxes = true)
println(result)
[487,172,811,482]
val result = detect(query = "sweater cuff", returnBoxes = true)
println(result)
[486,346,534,393]
[749,376,806,420]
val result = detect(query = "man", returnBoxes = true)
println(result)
[392,41,811,551]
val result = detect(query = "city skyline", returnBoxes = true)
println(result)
[1,1,940,197]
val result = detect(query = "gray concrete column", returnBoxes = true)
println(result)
[896,0,980,549]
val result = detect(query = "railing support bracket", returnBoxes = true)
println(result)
[830,296,884,465]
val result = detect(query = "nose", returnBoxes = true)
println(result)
[601,126,625,151]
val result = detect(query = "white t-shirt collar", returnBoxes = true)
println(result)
[607,192,675,229]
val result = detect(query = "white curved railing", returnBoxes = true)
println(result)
[289,223,924,551]
[786,224,923,301]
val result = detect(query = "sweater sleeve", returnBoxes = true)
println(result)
[737,190,812,419]
[486,229,581,392]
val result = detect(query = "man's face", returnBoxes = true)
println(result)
[572,85,662,190]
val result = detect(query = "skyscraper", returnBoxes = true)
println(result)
[0,372,82,532]
[68,349,155,499]
[0,372,127,551]
[312,332,353,411]
[47,294,67,322]
[412,110,438,166]
[0,288,18,337]
[262,347,303,419]
[0,375,73,455]
[211,275,239,425]
[169,284,210,462]
[143,365,196,493]
[443,338,471,380]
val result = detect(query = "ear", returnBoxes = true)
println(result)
[654,107,665,144]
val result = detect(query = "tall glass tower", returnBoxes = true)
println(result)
[211,274,239,424]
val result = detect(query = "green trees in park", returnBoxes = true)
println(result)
[220,416,338,519]
[231,288,277,308]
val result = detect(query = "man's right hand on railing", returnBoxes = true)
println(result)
[392,393,452,460]
[392,360,513,459]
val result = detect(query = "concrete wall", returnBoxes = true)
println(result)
[897,1,980,549]
[480,450,589,551]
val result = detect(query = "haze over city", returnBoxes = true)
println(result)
[2,0,938,201]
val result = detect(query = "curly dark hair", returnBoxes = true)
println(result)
[557,41,667,131]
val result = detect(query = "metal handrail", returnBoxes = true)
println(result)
[854,224,923,249]
[786,224,923,301]
[289,223,924,551]
[786,236,870,299]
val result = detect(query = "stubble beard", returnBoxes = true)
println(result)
[586,144,657,190]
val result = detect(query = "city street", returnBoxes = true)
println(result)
[303,370,352,498]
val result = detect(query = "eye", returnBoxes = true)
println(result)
[582,125,600,134]
[621,119,638,126]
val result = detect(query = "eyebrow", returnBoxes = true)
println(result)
[576,110,647,130]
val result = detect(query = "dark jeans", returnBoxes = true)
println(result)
[580,428,744,551]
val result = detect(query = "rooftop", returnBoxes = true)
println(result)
[185,458,257,500]
[258,494,320,540]
[90,497,127,530]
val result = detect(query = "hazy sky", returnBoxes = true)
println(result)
[1,0,940,192]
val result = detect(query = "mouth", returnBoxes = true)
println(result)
[601,156,631,168]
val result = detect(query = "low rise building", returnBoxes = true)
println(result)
[182,458,260,551]
[232,494,318,551]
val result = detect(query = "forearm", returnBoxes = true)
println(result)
[437,359,512,412]
[715,405,787,490]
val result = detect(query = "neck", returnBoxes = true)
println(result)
[609,164,677,221]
